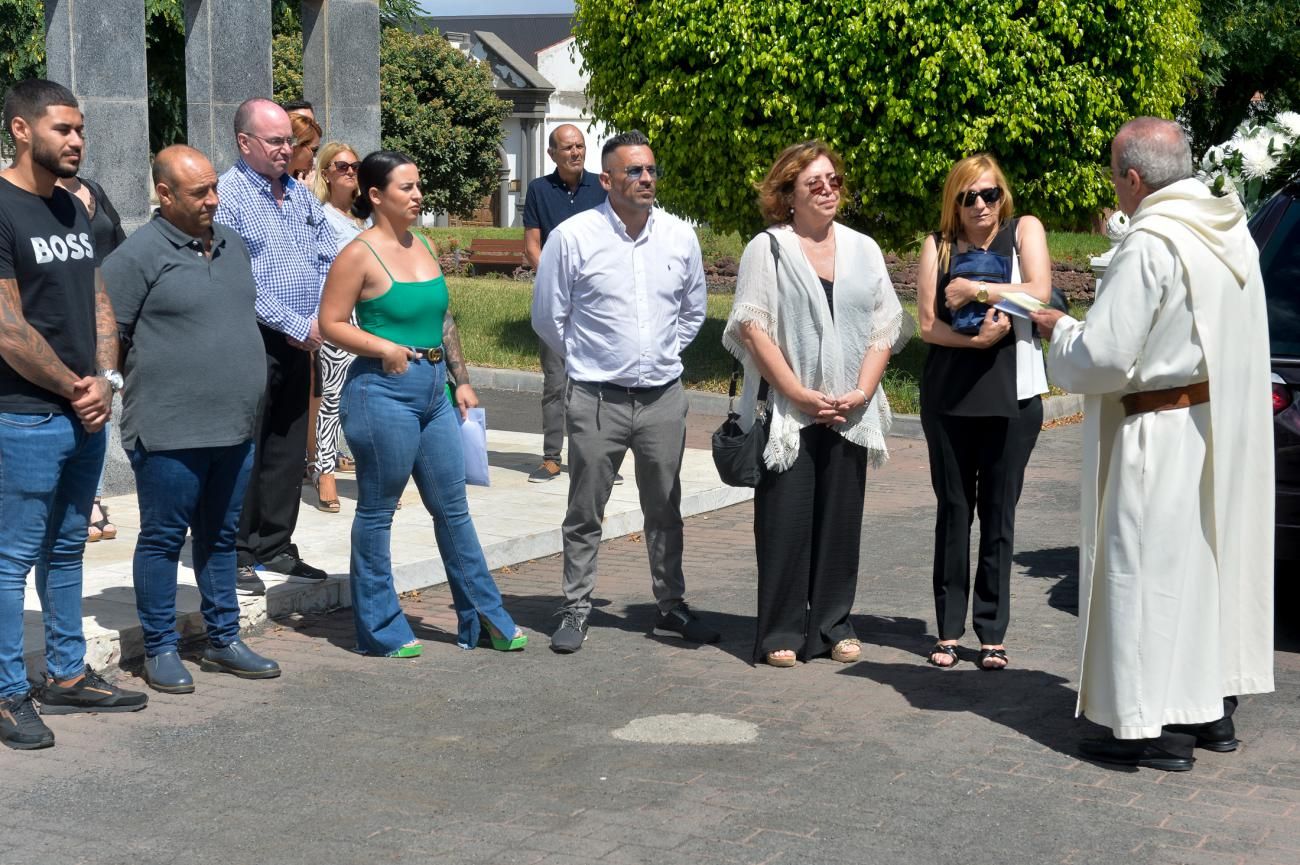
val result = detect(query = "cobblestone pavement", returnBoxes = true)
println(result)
[2,423,1298,865]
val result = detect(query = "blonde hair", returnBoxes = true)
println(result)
[754,140,846,226]
[936,153,1015,272]
[312,141,359,204]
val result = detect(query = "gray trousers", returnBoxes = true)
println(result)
[539,340,567,462]
[562,379,687,615]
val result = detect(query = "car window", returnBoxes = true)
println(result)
[1260,198,1300,357]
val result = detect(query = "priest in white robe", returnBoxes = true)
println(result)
[1031,117,1274,772]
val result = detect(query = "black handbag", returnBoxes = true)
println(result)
[711,231,779,488]
[711,365,770,488]
[948,247,1012,334]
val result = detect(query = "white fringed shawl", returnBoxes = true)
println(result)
[722,223,912,470]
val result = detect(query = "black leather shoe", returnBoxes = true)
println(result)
[1165,716,1238,752]
[199,640,281,679]
[143,651,195,694]
[1078,736,1194,772]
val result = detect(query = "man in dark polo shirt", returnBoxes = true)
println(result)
[102,145,280,694]
[0,79,147,751]
[522,124,607,483]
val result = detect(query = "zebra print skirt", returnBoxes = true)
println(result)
[313,340,356,475]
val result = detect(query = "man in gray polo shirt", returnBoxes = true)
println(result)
[102,145,280,693]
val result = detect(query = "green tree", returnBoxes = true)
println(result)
[574,0,1200,244]
[379,29,510,217]
[0,0,43,89]
[145,0,187,151]
[1182,0,1300,152]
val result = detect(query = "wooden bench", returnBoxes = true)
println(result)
[466,238,526,273]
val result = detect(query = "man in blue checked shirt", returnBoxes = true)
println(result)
[215,97,337,595]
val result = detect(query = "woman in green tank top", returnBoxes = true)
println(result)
[320,151,525,657]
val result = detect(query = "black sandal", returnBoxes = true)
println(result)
[979,648,1008,670]
[927,643,959,668]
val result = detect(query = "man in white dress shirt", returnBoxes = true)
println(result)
[532,130,714,653]
[1032,117,1273,772]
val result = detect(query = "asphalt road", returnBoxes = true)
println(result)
[8,396,1298,865]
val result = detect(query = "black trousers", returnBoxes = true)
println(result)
[236,325,312,567]
[752,424,867,662]
[921,396,1042,645]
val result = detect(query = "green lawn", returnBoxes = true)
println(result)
[449,277,928,414]
[425,225,1109,274]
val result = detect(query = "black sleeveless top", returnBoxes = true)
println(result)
[920,217,1020,417]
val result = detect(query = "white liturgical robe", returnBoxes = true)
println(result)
[1046,179,1274,739]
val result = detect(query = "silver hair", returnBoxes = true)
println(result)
[1114,117,1193,191]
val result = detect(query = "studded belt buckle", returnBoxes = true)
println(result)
[424,347,444,363]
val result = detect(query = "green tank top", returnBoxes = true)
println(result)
[354,233,448,347]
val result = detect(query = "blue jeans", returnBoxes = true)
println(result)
[340,356,516,653]
[128,441,254,656]
[0,411,105,698]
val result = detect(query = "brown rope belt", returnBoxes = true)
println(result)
[1121,380,1210,416]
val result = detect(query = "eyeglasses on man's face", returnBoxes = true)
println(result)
[240,132,296,151]
[958,186,1002,208]
[619,164,660,180]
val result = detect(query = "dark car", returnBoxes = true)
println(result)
[1250,179,1300,563]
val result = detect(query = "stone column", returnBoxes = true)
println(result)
[302,0,381,157]
[184,0,273,174]
[44,0,151,234]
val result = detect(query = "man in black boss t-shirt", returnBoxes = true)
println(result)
[0,80,146,752]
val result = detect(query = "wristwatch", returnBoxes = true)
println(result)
[975,282,990,304]
[99,369,124,393]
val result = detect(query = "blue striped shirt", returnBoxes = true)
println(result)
[214,159,337,341]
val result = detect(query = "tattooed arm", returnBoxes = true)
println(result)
[68,269,117,432]
[94,269,120,372]
[442,311,478,418]
[0,275,81,399]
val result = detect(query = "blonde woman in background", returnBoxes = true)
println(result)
[307,142,365,513]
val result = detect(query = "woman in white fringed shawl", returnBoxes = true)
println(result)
[723,141,911,668]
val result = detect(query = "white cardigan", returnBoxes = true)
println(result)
[722,223,911,470]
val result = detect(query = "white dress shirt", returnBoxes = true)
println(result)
[531,201,707,387]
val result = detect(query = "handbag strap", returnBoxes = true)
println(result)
[728,232,783,411]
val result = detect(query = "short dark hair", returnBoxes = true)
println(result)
[601,130,651,165]
[353,150,417,220]
[280,99,314,114]
[3,79,79,138]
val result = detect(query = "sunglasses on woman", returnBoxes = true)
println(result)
[958,186,1002,207]
[806,174,844,196]
[331,160,362,174]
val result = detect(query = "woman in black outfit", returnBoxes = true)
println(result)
[58,173,125,542]
[917,154,1052,670]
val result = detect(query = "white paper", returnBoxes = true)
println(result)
[460,407,490,487]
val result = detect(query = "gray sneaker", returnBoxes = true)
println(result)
[652,603,720,644]
[550,609,589,653]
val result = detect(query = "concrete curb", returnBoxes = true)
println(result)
[469,365,1086,439]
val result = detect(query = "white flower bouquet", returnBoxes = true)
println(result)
[1197,110,1300,214]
